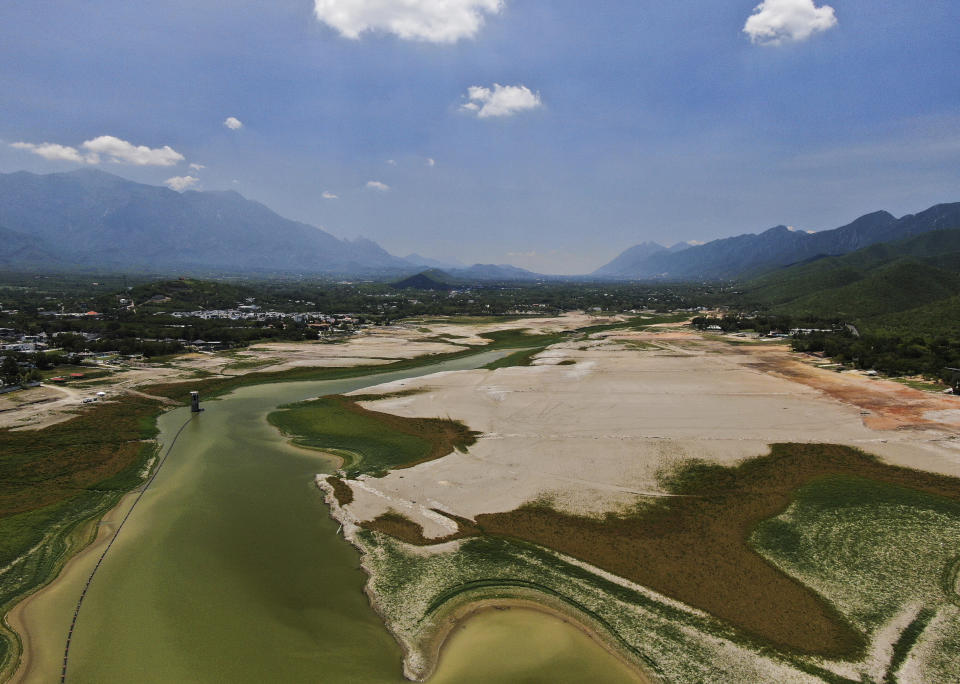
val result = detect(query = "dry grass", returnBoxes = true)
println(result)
[326,475,354,506]
[0,395,161,518]
[363,509,480,545]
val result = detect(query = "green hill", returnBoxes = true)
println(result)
[740,229,960,335]
[869,294,960,338]
[391,270,456,290]
[778,259,960,319]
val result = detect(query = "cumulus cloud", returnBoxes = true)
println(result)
[426,157,436,166]
[164,176,199,192]
[81,136,184,166]
[12,136,183,166]
[461,83,542,118]
[366,180,390,191]
[743,0,837,45]
[322,191,339,199]
[223,116,244,130]
[386,158,397,165]
[189,163,206,171]
[313,0,502,43]
[10,142,92,163]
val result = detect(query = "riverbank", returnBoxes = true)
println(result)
[9,342,647,683]
[5,485,140,683]
[315,476,656,683]
[0,314,611,680]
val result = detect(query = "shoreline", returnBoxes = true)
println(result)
[3,486,140,684]
[424,598,656,684]
[3,345,517,682]
[314,477,657,684]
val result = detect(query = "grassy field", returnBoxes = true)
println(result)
[0,395,161,675]
[753,474,960,682]
[269,394,479,477]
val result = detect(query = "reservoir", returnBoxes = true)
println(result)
[11,352,643,684]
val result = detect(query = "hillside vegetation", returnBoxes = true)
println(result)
[741,229,960,336]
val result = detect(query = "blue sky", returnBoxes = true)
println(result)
[1,0,958,273]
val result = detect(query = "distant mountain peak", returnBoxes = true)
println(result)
[592,203,960,280]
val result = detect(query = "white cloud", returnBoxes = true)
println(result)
[386,158,397,165]
[10,141,92,163]
[366,180,390,191]
[426,157,436,167]
[461,83,542,118]
[322,191,339,199]
[164,176,199,192]
[81,136,184,166]
[313,0,502,43]
[743,0,837,45]
[189,163,206,171]
[224,116,244,130]
[12,136,183,166]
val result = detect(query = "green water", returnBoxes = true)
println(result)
[16,352,644,683]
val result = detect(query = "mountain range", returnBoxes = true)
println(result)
[595,204,960,280]
[0,169,415,274]
[738,228,960,337]
[2,169,959,285]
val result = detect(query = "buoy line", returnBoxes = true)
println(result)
[60,411,197,683]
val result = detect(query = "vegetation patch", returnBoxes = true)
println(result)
[362,510,479,545]
[473,444,960,658]
[346,388,426,402]
[146,347,493,402]
[269,395,479,476]
[483,346,545,370]
[883,608,935,684]
[0,395,162,677]
[326,476,354,507]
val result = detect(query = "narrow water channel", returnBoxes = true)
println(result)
[13,352,643,683]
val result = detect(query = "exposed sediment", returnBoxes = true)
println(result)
[313,331,960,682]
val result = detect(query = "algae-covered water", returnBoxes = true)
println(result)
[13,352,643,683]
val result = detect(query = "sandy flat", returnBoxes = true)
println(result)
[336,333,960,539]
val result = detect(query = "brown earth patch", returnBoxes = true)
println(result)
[326,476,354,506]
[363,509,480,545]
[745,350,960,432]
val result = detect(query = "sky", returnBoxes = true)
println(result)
[1,0,959,274]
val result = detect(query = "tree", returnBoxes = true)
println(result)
[2,355,22,386]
